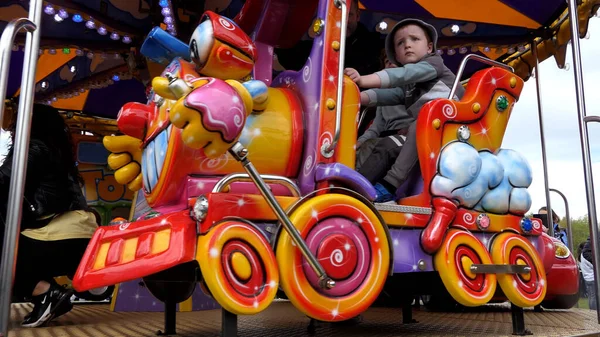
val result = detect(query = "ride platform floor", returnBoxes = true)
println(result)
[6,301,600,337]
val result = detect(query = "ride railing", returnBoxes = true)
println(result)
[0,0,45,335]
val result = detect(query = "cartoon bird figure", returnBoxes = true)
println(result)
[189,11,257,80]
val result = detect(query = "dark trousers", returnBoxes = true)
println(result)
[357,121,419,189]
[1,233,89,299]
[587,280,597,310]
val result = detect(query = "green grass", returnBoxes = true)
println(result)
[578,297,591,309]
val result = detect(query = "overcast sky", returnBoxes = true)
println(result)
[1,19,598,220]
[503,19,600,220]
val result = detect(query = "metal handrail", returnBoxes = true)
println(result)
[550,188,573,253]
[0,0,44,335]
[322,0,348,157]
[531,40,555,237]
[566,0,600,323]
[0,18,36,127]
[212,173,301,197]
[448,54,514,100]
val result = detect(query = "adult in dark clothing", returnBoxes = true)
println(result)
[275,0,383,74]
[581,237,597,309]
[0,104,97,328]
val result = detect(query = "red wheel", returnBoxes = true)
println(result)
[490,232,546,307]
[197,220,279,315]
[276,194,390,322]
[434,229,496,306]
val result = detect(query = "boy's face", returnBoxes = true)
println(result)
[393,24,433,65]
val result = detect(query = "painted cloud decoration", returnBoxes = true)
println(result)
[431,142,532,214]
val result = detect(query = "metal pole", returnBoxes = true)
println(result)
[0,0,43,334]
[550,188,573,253]
[0,18,36,127]
[531,40,555,237]
[323,0,348,157]
[228,143,335,290]
[566,0,600,323]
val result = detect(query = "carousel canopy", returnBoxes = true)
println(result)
[1,0,598,121]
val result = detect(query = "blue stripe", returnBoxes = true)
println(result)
[154,126,169,182]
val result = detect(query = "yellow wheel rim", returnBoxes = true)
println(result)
[197,221,279,315]
[434,229,496,307]
[276,194,390,322]
[490,232,546,308]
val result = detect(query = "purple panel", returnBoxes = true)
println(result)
[83,79,147,118]
[113,279,165,312]
[395,167,424,199]
[190,285,221,311]
[359,1,433,18]
[113,279,220,312]
[389,228,433,273]
[6,51,24,98]
[315,163,377,201]
[500,0,566,25]
[271,0,329,195]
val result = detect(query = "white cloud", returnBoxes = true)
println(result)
[502,19,600,219]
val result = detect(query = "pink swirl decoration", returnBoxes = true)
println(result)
[463,213,475,225]
[442,103,457,119]
[183,78,246,143]
[302,217,370,297]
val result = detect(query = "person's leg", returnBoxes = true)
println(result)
[382,122,419,190]
[373,122,418,202]
[17,237,89,327]
[358,135,404,184]
[587,280,597,310]
[355,138,378,171]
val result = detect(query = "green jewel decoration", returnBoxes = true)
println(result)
[62,48,71,54]
[496,95,509,112]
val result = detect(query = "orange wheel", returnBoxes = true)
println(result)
[490,232,546,307]
[276,194,390,322]
[433,229,496,307]
[197,220,279,315]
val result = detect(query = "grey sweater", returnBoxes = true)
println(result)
[364,54,463,118]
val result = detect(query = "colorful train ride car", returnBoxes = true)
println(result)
[72,0,579,325]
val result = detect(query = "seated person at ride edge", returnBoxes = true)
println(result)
[345,18,464,203]
[0,104,98,328]
[275,0,383,75]
[538,206,568,245]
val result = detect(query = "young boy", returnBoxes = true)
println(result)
[355,57,414,171]
[345,18,464,203]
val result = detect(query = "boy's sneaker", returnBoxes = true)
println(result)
[374,183,395,203]
[21,284,73,328]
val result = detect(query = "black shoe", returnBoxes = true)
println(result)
[21,284,73,328]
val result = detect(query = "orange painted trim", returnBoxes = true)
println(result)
[199,193,299,233]
[14,52,76,97]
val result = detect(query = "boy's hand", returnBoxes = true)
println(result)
[344,68,361,85]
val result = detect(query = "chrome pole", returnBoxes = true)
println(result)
[566,0,600,323]
[549,188,573,253]
[0,0,44,334]
[229,143,335,290]
[0,19,36,127]
[322,0,347,157]
[531,40,555,237]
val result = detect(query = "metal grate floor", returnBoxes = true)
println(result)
[6,301,600,337]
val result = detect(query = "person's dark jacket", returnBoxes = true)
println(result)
[583,237,594,265]
[0,139,87,230]
[276,23,384,75]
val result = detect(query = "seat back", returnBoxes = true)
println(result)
[399,67,525,207]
